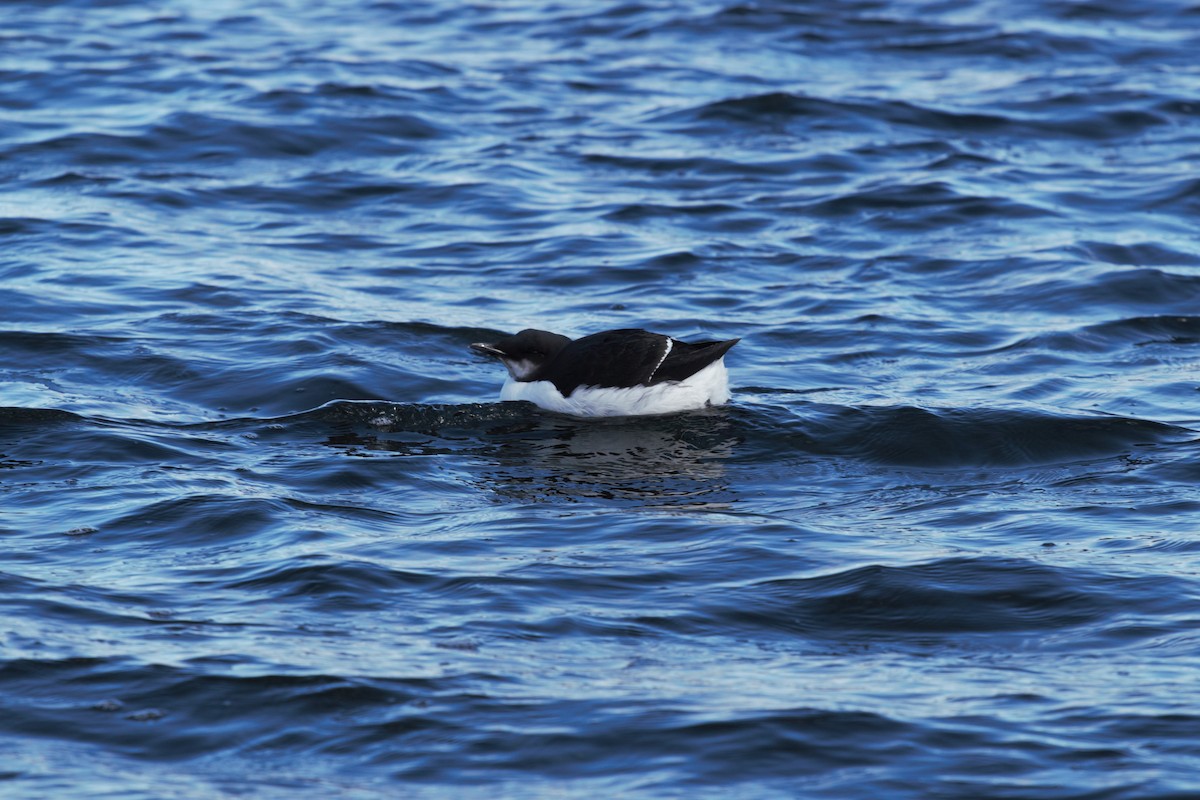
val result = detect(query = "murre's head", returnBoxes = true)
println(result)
[470,328,572,381]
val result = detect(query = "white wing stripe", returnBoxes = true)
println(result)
[647,336,672,382]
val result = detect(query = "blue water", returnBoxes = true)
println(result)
[3,0,1200,797]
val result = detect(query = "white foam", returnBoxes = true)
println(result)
[499,358,731,417]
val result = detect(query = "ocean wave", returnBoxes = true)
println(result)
[3,0,1200,795]
[1032,315,1200,352]
[0,406,87,428]
[653,89,1185,144]
[689,556,1199,647]
[741,402,1189,468]
[1,394,1189,473]
[8,109,447,172]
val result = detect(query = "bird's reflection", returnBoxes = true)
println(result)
[318,401,740,509]
[480,411,739,508]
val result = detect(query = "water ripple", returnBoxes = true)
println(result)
[3,0,1200,796]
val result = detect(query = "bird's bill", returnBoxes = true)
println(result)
[470,342,505,357]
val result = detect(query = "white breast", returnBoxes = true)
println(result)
[499,358,731,417]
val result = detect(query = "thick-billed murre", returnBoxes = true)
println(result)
[470,328,739,417]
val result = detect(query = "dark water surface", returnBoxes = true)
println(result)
[4,0,1200,797]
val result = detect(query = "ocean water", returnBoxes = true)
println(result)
[3,0,1200,796]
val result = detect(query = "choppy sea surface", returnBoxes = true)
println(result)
[3,0,1200,797]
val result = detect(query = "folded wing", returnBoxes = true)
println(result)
[653,336,740,384]
[541,329,738,396]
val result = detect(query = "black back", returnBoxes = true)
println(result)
[534,329,739,396]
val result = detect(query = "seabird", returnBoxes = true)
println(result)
[470,328,739,417]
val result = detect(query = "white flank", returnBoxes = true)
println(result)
[499,358,731,418]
